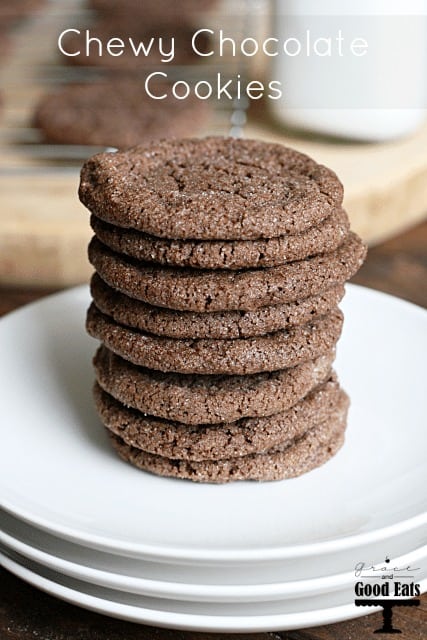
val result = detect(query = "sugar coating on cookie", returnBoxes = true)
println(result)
[88,232,365,312]
[109,415,346,483]
[79,137,344,240]
[93,346,335,424]
[87,303,343,375]
[95,375,348,460]
[89,207,350,269]
[90,274,345,339]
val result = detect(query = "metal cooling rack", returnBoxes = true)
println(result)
[0,0,270,173]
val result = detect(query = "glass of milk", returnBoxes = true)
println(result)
[270,0,427,141]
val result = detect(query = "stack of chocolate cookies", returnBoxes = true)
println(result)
[81,137,366,483]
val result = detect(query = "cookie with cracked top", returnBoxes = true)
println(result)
[89,207,350,269]
[79,137,344,240]
[88,232,366,312]
[95,374,348,461]
[90,274,345,339]
[86,303,343,375]
[93,346,335,425]
[109,414,346,483]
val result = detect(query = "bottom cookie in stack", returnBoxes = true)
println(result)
[109,419,346,483]
[91,346,347,482]
[94,372,349,483]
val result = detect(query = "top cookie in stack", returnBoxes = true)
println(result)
[81,137,366,483]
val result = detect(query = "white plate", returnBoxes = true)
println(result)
[3,509,426,589]
[0,549,388,632]
[2,522,426,603]
[0,285,426,562]
[3,507,427,591]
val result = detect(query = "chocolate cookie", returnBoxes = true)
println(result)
[90,274,345,339]
[88,232,366,312]
[34,82,209,149]
[79,137,344,240]
[90,207,350,269]
[95,374,348,460]
[93,346,334,424]
[109,414,346,483]
[87,303,342,375]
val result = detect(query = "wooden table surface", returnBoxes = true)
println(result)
[1,220,426,640]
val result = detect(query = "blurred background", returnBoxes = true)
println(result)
[0,0,426,289]
[1,5,426,636]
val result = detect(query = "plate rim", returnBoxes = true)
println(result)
[2,499,427,563]
[0,550,383,632]
[1,526,427,602]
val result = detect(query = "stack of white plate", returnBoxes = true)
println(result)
[1,284,426,633]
